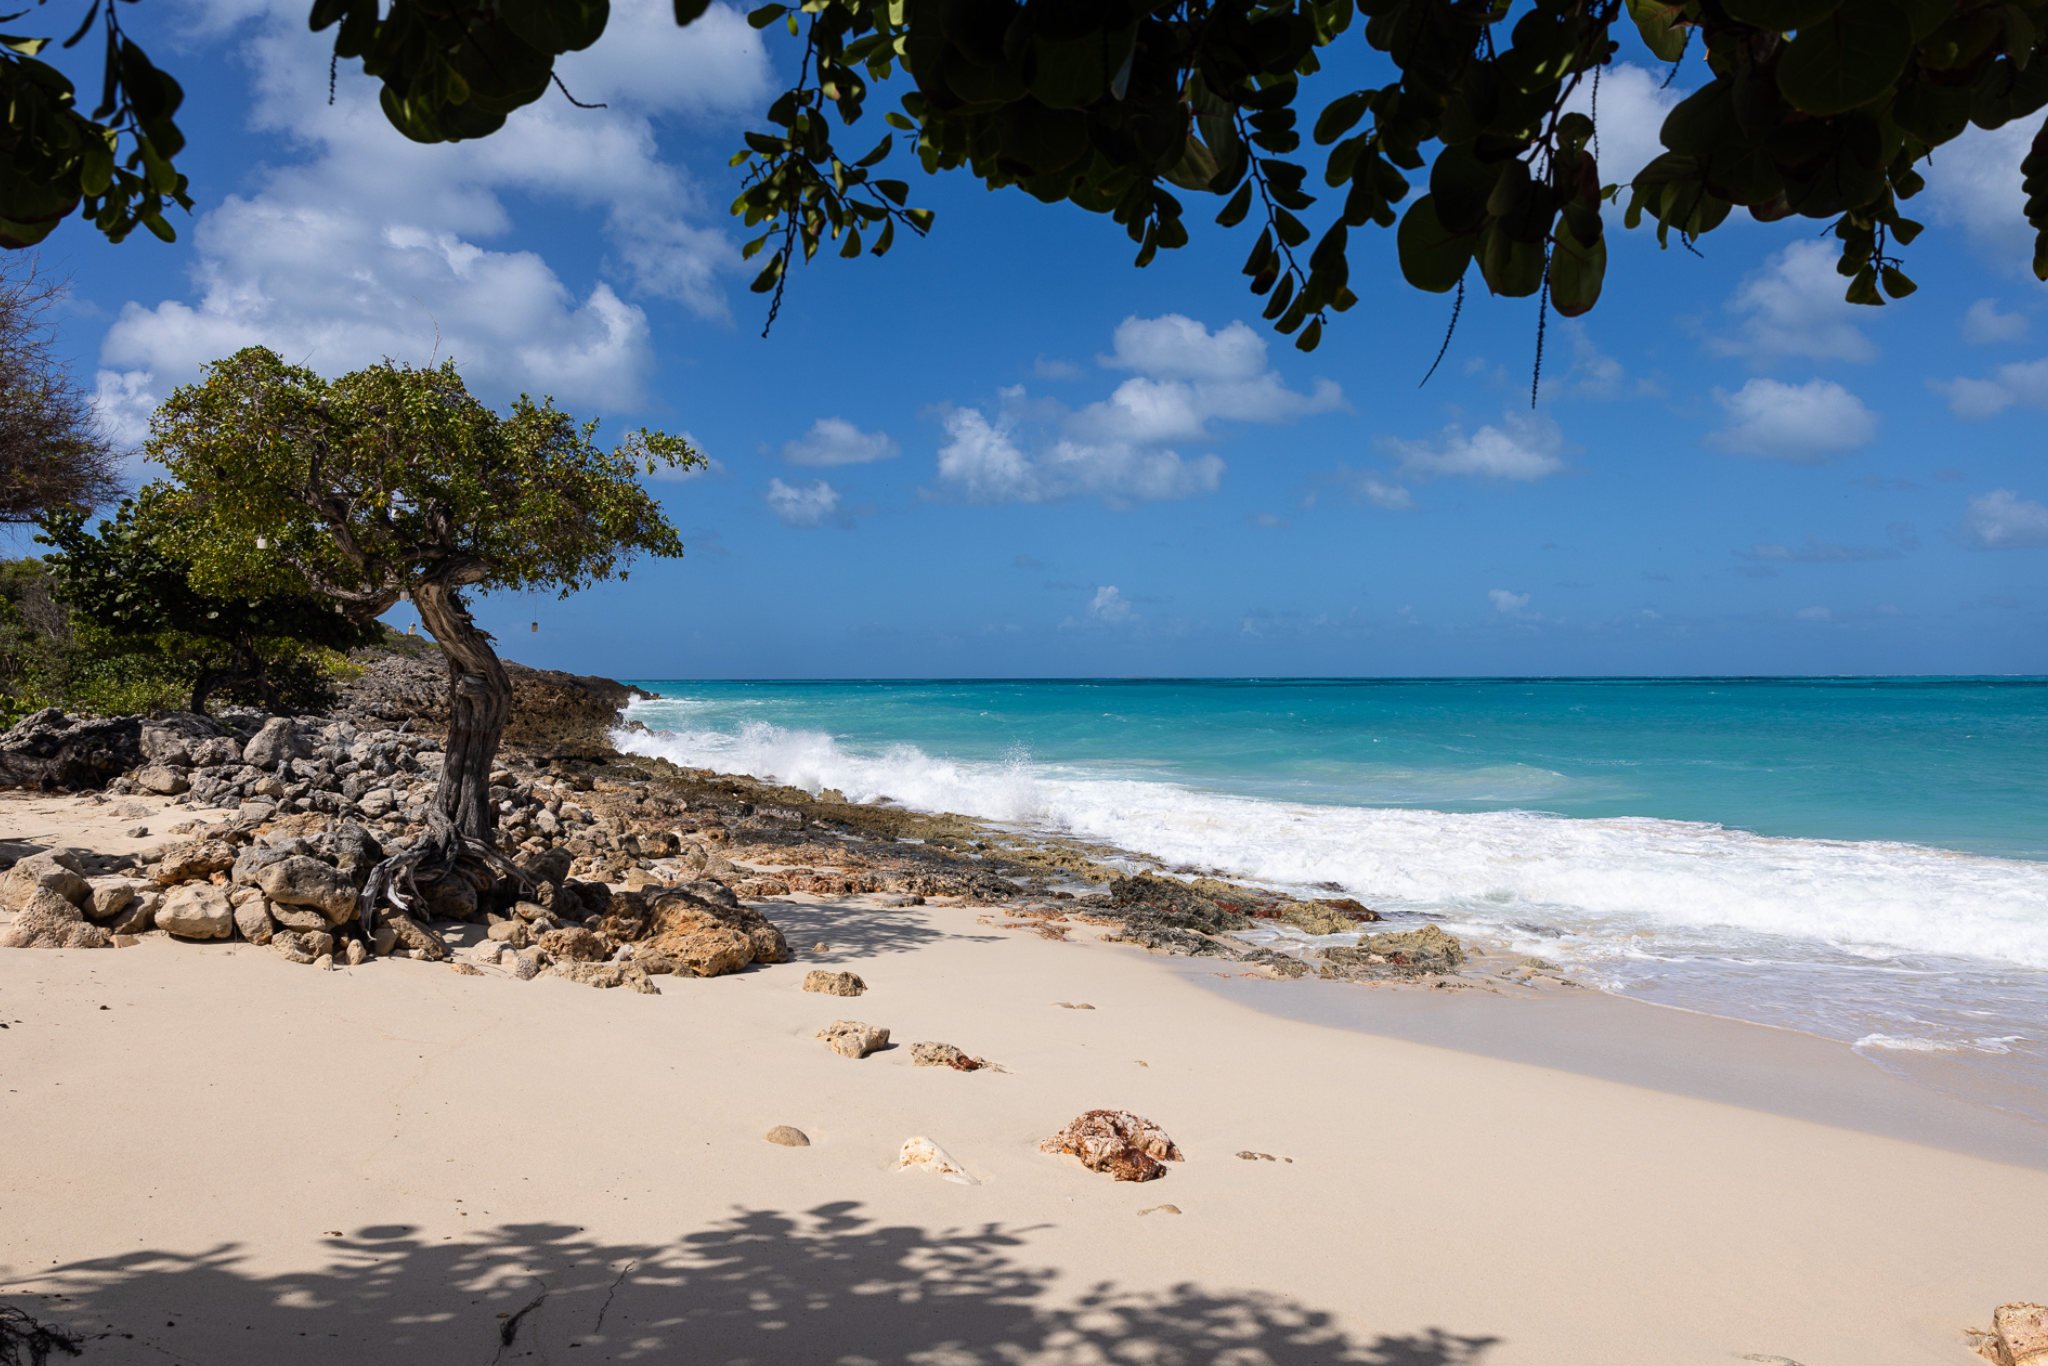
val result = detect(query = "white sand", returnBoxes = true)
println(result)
[2,875,2044,1365]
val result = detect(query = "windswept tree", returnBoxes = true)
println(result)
[147,346,700,858]
[1,262,120,522]
[39,490,381,715]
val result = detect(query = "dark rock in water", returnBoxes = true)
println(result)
[1107,923,1236,957]
[0,709,143,791]
[1318,923,1466,978]
[1107,873,1257,934]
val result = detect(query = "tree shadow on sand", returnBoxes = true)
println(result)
[766,897,1004,963]
[11,1203,1499,1365]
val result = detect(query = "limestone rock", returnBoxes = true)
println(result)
[378,911,449,962]
[272,929,335,964]
[548,960,660,994]
[343,939,367,967]
[1993,1303,2048,1366]
[132,764,190,796]
[155,883,235,940]
[816,1020,889,1059]
[537,926,606,962]
[1040,1109,1183,1182]
[893,1136,978,1185]
[632,887,787,978]
[268,901,330,932]
[258,856,358,924]
[764,1125,810,1147]
[802,969,867,997]
[0,709,143,790]
[105,889,160,936]
[910,1042,998,1072]
[151,839,237,887]
[0,903,110,949]
[1318,923,1465,978]
[0,850,89,911]
[231,891,274,945]
[84,876,138,921]
[243,717,310,770]
[509,949,542,981]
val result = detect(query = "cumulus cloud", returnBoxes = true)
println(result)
[1964,489,2048,549]
[90,369,156,451]
[1933,356,2048,420]
[1711,241,1877,366]
[782,417,898,467]
[1963,298,2029,345]
[1924,122,2035,265]
[1489,588,1532,616]
[933,314,1336,506]
[1707,378,1877,462]
[1353,475,1415,511]
[1088,585,1135,623]
[765,477,844,528]
[97,0,768,418]
[1560,63,1684,192]
[1380,411,1566,482]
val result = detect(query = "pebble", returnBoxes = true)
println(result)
[1056,1002,1095,1010]
[764,1126,811,1147]
[1138,1205,1182,1216]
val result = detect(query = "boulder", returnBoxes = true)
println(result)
[536,926,606,962]
[269,900,329,932]
[802,969,867,997]
[242,717,310,770]
[377,911,449,962]
[0,709,143,790]
[1039,1110,1183,1182]
[1993,1303,2048,1366]
[0,851,90,911]
[104,889,160,936]
[151,839,238,887]
[1,903,111,949]
[231,892,274,945]
[155,883,235,940]
[816,1020,889,1059]
[1318,923,1465,978]
[310,824,382,886]
[231,840,313,887]
[632,888,787,978]
[258,856,358,924]
[84,876,139,921]
[272,929,335,964]
[132,764,191,796]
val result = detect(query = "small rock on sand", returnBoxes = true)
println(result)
[1056,1001,1095,1010]
[1040,1109,1183,1182]
[1138,1204,1182,1216]
[894,1136,977,1185]
[1989,1303,2048,1366]
[764,1126,811,1147]
[911,1041,1000,1072]
[816,1020,889,1058]
[803,969,866,997]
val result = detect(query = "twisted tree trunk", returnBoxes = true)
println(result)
[410,573,509,844]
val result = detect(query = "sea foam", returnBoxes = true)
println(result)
[616,709,2048,973]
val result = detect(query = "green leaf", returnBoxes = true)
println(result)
[1879,265,1917,298]
[1548,232,1607,317]
[1624,0,1688,63]
[1396,195,1474,294]
[1776,2,1914,117]
[1216,180,1255,229]
[1844,265,1883,305]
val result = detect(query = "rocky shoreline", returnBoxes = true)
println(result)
[0,644,1567,995]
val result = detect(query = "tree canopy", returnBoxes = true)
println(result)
[0,262,120,521]
[146,345,699,841]
[8,1,2048,347]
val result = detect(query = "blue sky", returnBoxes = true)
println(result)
[33,1,2048,678]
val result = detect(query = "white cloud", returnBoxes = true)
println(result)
[1489,588,1531,616]
[97,1,769,415]
[1707,378,1877,462]
[782,417,897,467]
[1925,122,2035,264]
[1964,489,2048,549]
[1088,585,1135,623]
[765,477,843,528]
[555,0,772,114]
[90,369,156,450]
[1354,476,1415,511]
[1794,605,1833,622]
[1963,298,2029,345]
[933,314,1335,506]
[1380,411,1566,482]
[1711,241,1877,366]
[1561,63,1684,191]
[1933,356,2048,420]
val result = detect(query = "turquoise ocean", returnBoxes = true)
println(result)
[617,678,2048,1095]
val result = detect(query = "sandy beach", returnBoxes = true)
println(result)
[3,798,2043,1366]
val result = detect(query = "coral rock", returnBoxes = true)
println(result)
[910,1042,997,1072]
[537,926,607,962]
[632,888,787,978]
[1,903,110,949]
[816,1020,889,1059]
[154,883,235,940]
[1040,1110,1183,1182]
[151,839,237,887]
[1993,1303,2048,1366]
[258,856,359,924]
[1318,923,1465,978]
[894,1136,977,1184]
[272,929,336,964]
[548,960,660,994]
[802,969,867,997]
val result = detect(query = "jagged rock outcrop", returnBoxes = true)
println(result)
[0,710,145,791]
[1040,1110,1183,1182]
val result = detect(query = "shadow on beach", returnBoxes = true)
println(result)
[769,896,1006,963]
[8,1203,1499,1365]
